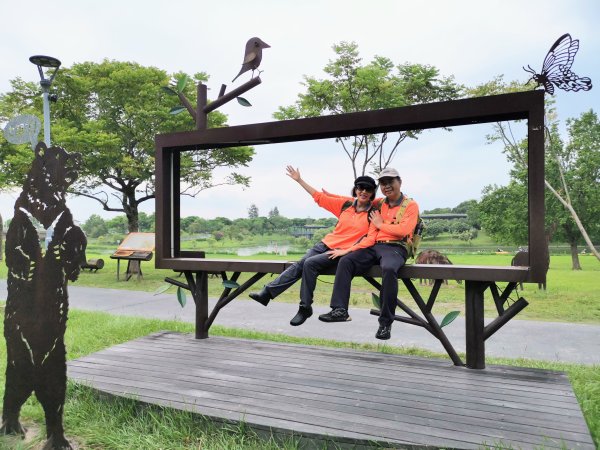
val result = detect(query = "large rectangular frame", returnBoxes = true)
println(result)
[155,90,546,283]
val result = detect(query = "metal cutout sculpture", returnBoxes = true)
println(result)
[523,33,592,94]
[1,143,86,450]
[231,37,270,83]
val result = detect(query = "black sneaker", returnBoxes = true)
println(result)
[249,288,271,306]
[318,308,351,323]
[375,324,392,340]
[290,306,313,326]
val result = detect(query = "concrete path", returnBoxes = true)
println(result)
[1,280,599,365]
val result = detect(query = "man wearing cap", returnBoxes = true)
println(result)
[319,167,419,340]
[249,166,378,327]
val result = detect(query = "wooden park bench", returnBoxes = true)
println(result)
[164,257,531,370]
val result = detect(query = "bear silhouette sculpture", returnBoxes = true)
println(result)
[1,143,86,450]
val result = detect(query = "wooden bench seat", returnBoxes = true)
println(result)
[162,258,529,283]
[163,257,532,369]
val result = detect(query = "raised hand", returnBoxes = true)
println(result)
[286,165,301,182]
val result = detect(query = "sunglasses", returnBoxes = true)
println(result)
[355,184,375,192]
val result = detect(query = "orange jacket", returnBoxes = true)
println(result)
[352,194,419,251]
[312,192,371,251]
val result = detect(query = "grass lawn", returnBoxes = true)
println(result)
[0,309,598,449]
[2,253,597,324]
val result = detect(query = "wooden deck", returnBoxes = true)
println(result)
[67,332,594,449]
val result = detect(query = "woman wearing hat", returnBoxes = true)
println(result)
[249,165,377,326]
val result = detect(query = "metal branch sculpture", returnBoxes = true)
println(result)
[1,143,86,450]
[523,33,592,94]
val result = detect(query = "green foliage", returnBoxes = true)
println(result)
[440,311,460,328]
[274,41,462,176]
[0,61,254,232]
[479,182,529,245]
[222,280,241,289]
[236,96,252,107]
[176,287,186,307]
[82,214,108,238]
[371,292,381,310]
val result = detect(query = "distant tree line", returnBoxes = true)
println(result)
[82,211,337,242]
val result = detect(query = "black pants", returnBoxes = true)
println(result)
[330,243,407,326]
[264,242,338,308]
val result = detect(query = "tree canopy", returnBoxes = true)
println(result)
[274,42,462,177]
[0,60,254,231]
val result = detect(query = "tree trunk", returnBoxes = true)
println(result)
[124,190,139,233]
[125,208,139,233]
[569,241,582,270]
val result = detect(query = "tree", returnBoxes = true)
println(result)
[247,204,259,219]
[479,183,529,245]
[268,206,280,218]
[453,199,481,229]
[0,61,255,232]
[82,214,108,238]
[274,42,462,177]
[423,220,445,240]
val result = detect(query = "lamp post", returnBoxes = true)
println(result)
[29,55,61,146]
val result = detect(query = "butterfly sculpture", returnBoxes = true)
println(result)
[523,33,592,95]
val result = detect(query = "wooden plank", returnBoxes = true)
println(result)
[111,339,581,405]
[68,333,595,449]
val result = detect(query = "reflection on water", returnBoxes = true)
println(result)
[236,244,290,256]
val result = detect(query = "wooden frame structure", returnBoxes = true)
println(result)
[155,90,546,369]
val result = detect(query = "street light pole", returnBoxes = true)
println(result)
[29,55,61,147]
[40,78,52,145]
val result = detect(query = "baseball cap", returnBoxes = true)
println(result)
[353,175,376,190]
[378,167,400,179]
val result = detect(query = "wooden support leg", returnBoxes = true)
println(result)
[184,271,209,339]
[465,281,488,369]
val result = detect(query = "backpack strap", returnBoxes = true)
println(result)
[340,200,354,213]
[395,197,412,224]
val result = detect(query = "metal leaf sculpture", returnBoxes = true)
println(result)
[1,143,86,450]
[523,33,592,95]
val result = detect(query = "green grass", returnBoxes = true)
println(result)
[0,309,598,449]
[1,253,598,323]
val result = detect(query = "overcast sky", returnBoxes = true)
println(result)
[1,0,598,223]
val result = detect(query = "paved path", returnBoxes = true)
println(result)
[1,280,599,365]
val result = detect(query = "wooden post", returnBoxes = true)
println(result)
[196,83,207,130]
[195,271,209,339]
[465,281,487,369]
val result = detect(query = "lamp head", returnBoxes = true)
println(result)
[29,55,61,84]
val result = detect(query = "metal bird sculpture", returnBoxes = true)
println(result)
[232,37,270,83]
[523,33,592,94]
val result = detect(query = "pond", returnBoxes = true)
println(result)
[236,244,291,256]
